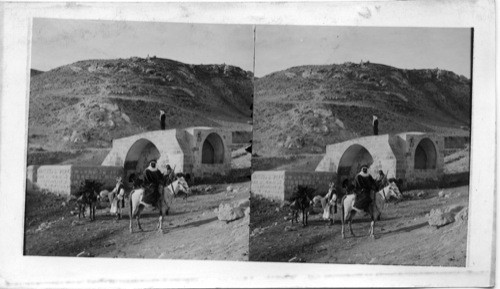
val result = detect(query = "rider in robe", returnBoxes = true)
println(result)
[352,165,377,213]
[142,160,164,204]
[375,170,387,191]
[163,164,175,186]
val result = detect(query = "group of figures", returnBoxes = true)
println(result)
[101,159,192,233]
[292,165,403,239]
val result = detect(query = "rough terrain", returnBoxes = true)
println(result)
[254,62,470,156]
[25,181,250,261]
[249,148,470,266]
[25,144,251,260]
[27,57,253,162]
[249,185,468,266]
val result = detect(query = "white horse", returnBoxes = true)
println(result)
[341,181,402,239]
[129,177,190,233]
[312,182,338,225]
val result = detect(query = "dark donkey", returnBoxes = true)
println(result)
[289,185,315,226]
[76,180,102,221]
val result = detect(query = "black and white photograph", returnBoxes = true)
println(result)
[250,25,472,266]
[0,1,495,288]
[24,18,253,260]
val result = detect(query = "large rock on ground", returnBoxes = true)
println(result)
[428,208,454,227]
[454,207,468,226]
[217,202,245,222]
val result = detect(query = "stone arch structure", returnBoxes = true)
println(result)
[315,132,445,187]
[337,144,374,185]
[414,138,437,170]
[102,127,232,179]
[202,133,225,164]
[124,138,162,180]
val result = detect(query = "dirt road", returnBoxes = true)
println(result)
[249,186,468,266]
[24,181,250,261]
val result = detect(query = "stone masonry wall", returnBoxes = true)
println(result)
[36,166,72,196]
[252,171,335,201]
[71,166,123,194]
[283,171,335,200]
[29,165,123,196]
[26,165,39,191]
[251,171,286,200]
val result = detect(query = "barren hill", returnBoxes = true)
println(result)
[28,57,253,156]
[254,62,471,156]
[30,69,44,77]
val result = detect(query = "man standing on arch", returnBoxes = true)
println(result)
[160,110,166,130]
[372,115,379,135]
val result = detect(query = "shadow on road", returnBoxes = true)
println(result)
[381,222,428,235]
[172,217,219,230]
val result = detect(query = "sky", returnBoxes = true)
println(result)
[31,19,471,79]
[31,18,255,72]
[255,26,471,78]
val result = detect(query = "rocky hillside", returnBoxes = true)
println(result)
[28,57,253,152]
[254,62,471,156]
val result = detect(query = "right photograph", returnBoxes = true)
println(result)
[249,26,472,266]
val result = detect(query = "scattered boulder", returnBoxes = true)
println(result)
[280,200,291,208]
[217,202,245,222]
[334,118,345,129]
[284,226,297,232]
[454,207,468,225]
[416,191,426,198]
[288,256,305,262]
[121,113,131,123]
[70,66,82,73]
[237,198,250,209]
[76,250,94,257]
[71,220,84,226]
[427,208,454,227]
[35,222,52,232]
[204,185,215,193]
[438,190,445,198]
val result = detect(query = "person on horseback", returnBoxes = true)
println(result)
[375,170,387,191]
[352,165,377,213]
[163,164,175,186]
[142,160,164,205]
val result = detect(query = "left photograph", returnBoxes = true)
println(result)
[25,19,254,260]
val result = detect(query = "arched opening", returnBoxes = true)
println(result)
[124,139,161,181]
[202,133,224,164]
[337,144,374,186]
[414,138,437,170]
